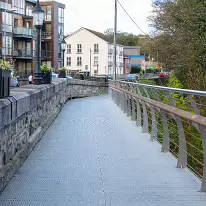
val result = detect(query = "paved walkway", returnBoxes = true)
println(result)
[0,95,206,206]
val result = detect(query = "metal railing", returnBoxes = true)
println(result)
[41,50,52,58]
[13,27,33,38]
[110,80,206,192]
[108,61,113,67]
[108,49,113,54]
[41,32,52,39]
[13,49,33,58]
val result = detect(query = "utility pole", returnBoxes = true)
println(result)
[113,0,117,79]
[90,49,92,76]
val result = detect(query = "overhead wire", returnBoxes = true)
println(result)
[116,0,149,37]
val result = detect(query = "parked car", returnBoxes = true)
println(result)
[125,74,139,82]
[159,72,167,77]
[66,75,73,79]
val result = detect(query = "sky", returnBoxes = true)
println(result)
[44,0,153,35]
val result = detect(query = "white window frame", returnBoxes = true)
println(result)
[94,56,99,66]
[67,44,71,53]
[77,44,82,53]
[94,44,99,53]
[77,57,82,66]
[67,57,71,66]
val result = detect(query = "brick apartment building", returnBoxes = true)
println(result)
[0,0,65,77]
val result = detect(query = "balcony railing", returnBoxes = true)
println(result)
[41,50,52,59]
[108,61,113,67]
[41,32,52,40]
[13,27,33,38]
[58,52,62,59]
[119,62,124,67]
[108,49,113,54]
[13,48,33,59]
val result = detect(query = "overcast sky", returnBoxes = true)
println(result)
[44,0,153,35]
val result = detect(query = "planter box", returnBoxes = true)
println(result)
[42,71,52,84]
[0,69,11,98]
[58,71,66,78]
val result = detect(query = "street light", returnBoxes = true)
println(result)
[32,0,44,85]
[61,39,67,67]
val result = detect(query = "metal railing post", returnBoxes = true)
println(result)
[169,93,187,168]
[136,99,142,127]
[201,126,206,192]
[143,87,157,141]
[160,109,170,152]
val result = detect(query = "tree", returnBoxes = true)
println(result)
[104,29,139,46]
[149,0,206,90]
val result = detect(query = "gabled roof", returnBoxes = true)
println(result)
[84,28,113,43]
[65,27,113,43]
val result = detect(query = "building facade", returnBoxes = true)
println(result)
[0,0,65,77]
[123,46,145,69]
[64,27,124,76]
[40,0,65,70]
[123,55,131,75]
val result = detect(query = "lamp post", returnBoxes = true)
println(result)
[89,49,92,76]
[61,39,67,67]
[32,0,44,85]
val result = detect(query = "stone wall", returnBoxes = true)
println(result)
[0,79,108,191]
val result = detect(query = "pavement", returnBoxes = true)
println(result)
[0,94,206,206]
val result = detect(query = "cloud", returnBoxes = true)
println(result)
[42,0,152,35]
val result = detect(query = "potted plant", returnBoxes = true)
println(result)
[41,64,53,84]
[0,60,13,98]
[58,67,67,78]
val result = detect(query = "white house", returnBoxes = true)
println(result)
[64,27,124,76]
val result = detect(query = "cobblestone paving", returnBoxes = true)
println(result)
[0,95,206,206]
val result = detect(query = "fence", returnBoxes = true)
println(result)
[110,80,206,192]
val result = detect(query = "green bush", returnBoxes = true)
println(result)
[58,67,67,72]
[0,60,13,71]
[130,67,141,74]
[41,64,53,74]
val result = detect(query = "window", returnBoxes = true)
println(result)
[77,44,82,53]
[58,7,64,24]
[77,57,82,66]
[67,44,71,53]
[43,5,52,21]
[2,36,12,56]
[12,0,24,15]
[67,57,71,66]
[94,56,99,66]
[94,44,99,53]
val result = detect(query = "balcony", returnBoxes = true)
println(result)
[108,49,113,54]
[41,32,52,40]
[42,50,52,59]
[13,27,33,38]
[58,52,62,59]
[108,61,113,67]
[119,51,123,56]
[13,49,33,59]
[119,62,124,67]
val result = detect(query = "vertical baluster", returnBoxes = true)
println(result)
[137,87,148,133]
[169,93,187,168]
[200,126,206,192]
[143,87,157,140]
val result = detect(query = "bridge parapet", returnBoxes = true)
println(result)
[110,80,206,192]
[0,78,107,191]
